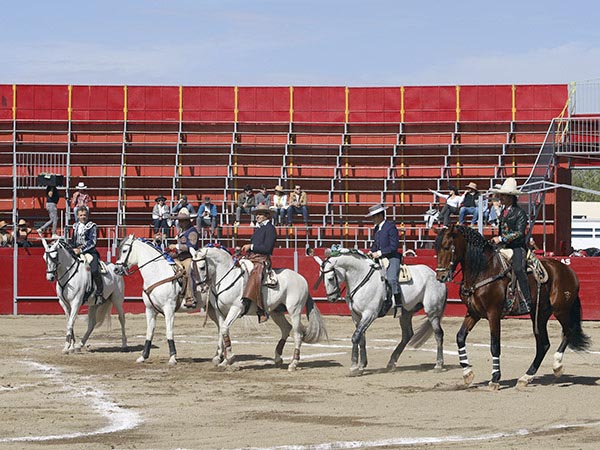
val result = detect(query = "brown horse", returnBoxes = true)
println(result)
[435,225,589,390]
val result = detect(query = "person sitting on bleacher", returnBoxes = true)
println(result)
[197,196,220,238]
[234,185,256,227]
[287,185,309,227]
[458,182,479,226]
[270,185,288,226]
[429,186,462,228]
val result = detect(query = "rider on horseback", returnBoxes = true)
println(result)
[168,207,199,309]
[366,203,402,317]
[240,206,276,323]
[490,178,532,314]
[71,206,104,305]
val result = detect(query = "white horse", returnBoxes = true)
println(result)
[315,248,447,376]
[115,235,199,365]
[41,237,127,353]
[190,245,328,371]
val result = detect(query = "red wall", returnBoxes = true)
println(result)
[1,247,598,319]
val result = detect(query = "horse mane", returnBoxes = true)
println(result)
[328,247,368,260]
[435,226,491,276]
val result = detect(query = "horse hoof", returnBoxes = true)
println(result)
[288,360,299,372]
[121,346,129,353]
[349,367,363,377]
[463,369,474,386]
[488,381,500,391]
[274,358,284,368]
[136,356,146,363]
[516,374,533,389]
[212,355,223,366]
[385,361,396,372]
[433,365,444,373]
[553,365,564,378]
[168,356,177,366]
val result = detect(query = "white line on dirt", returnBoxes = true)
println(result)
[226,420,600,449]
[0,361,142,443]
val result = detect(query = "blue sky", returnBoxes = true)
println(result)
[3,0,600,86]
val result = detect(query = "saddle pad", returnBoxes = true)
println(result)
[499,248,548,283]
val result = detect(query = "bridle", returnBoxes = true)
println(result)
[44,241,81,288]
[115,236,166,276]
[435,239,457,282]
[319,259,344,302]
[193,249,243,304]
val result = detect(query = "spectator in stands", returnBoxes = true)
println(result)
[366,204,402,318]
[287,185,309,227]
[458,182,479,226]
[253,185,271,210]
[71,206,104,304]
[71,182,90,223]
[168,208,199,309]
[487,185,502,227]
[270,185,288,226]
[429,186,462,228]
[197,196,220,238]
[37,185,61,239]
[15,219,32,248]
[152,195,171,237]
[234,185,256,227]
[0,220,13,247]
[171,194,196,217]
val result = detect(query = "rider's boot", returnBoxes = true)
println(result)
[393,293,403,318]
[93,271,105,305]
[378,296,393,318]
[515,270,532,315]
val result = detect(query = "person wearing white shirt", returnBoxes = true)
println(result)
[429,187,463,228]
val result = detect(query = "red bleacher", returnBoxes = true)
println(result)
[0,83,568,251]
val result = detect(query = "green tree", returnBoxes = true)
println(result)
[572,169,600,201]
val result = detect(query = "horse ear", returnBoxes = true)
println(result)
[41,237,49,251]
[324,248,332,257]
[313,255,323,266]
[189,247,196,258]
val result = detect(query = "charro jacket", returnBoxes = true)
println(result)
[498,204,528,249]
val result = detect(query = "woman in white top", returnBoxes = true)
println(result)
[270,185,288,225]
[429,187,463,227]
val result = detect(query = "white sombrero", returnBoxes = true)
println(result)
[491,178,522,196]
[366,204,387,217]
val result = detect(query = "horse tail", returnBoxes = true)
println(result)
[409,281,448,348]
[94,301,113,329]
[567,295,591,351]
[303,296,328,344]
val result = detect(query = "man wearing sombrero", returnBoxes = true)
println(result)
[366,203,402,317]
[490,178,532,314]
[168,208,199,309]
[240,206,276,323]
[458,182,479,226]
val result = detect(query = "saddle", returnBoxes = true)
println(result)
[238,259,278,287]
[379,258,412,283]
[497,248,547,316]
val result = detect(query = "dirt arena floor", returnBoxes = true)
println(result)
[1,310,600,450]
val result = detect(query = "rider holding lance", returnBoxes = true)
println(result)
[240,206,276,323]
[490,178,532,314]
[70,206,104,305]
[366,203,402,317]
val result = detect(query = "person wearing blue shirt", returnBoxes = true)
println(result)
[197,196,220,238]
[366,203,402,317]
[240,206,276,323]
[70,207,103,304]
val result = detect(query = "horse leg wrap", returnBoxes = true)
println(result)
[168,339,176,357]
[458,346,470,368]
[276,339,286,356]
[491,356,501,382]
[142,340,152,360]
[223,335,232,350]
[293,348,300,361]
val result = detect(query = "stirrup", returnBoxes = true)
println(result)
[240,298,251,316]
[257,308,269,323]
[183,299,197,309]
